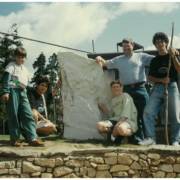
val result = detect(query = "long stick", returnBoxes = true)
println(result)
[164,22,174,145]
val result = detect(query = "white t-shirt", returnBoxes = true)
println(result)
[5,62,30,86]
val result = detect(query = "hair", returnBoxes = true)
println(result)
[152,32,169,45]
[36,76,50,86]
[110,80,123,87]
[14,47,27,58]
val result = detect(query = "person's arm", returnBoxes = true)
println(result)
[95,56,107,67]
[169,48,180,72]
[141,53,155,67]
[148,75,170,84]
[98,103,110,114]
[0,72,11,102]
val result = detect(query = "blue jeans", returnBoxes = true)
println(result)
[143,82,180,143]
[124,86,149,143]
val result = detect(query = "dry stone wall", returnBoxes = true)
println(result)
[0,148,180,178]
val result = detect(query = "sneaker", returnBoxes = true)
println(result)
[29,139,45,147]
[172,141,179,146]
[139,137,156,146]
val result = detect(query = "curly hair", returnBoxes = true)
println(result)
[152,32,169,45]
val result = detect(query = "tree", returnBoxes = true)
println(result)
[0,24,23,134]
[31,52,47,84]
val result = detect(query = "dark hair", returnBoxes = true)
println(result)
[110,80,123,87]
[36,76,50,86]
[14,47,27,58]
[152,32,169,45]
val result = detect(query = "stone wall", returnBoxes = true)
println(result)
[0,147,180,178]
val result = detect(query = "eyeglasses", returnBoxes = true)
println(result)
[155,39,165,44]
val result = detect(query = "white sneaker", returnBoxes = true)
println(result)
[172,141,179,146]
[139,138,156,146]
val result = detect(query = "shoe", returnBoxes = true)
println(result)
[10,140,22,147]
[29,139,45,147]
[138,137,156,145]
[172,141,179,146]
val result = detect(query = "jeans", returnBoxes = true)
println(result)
[143,82,180,143]
[124,85,149,143]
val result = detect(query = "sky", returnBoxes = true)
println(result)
[1,2,180,72]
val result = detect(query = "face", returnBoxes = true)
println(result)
[15,55,25,65]
[36,82,48,95]
[154,39,167,52]
[111,83,123,97]
[122,42,134,56]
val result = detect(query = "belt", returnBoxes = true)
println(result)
[124,81,145,88]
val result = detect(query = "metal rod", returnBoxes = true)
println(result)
[0,31,92,54]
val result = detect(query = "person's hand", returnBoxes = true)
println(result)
[169,48,179,57]
[161,77,170,84]
[95,56,104,65]
[1,93,9,102]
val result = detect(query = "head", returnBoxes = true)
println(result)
[152,32,169,53]
[110,80,123,97]
[121,38,134,56]
[14,47,27,65]
[35,76,50,95]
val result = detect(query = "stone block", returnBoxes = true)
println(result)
[152,171,165,178]
[174,164,180,173]
[31,172,41,177]
[65,159,84,167]
[159,164,173,172]
[0,169,8,175]
[139,154,147,160]
[23,161,42,173]
[97,164,110,171]
[110,165,129,172]
[166,172,176,178]
[47,168,52,173]
[53,166,73,177]
[89,157,104,164]
[118,154,133,165]
[104,157,117,165]
[63,173,78,178]
[9,168,21,175]
[55,158,64,166]
[41,173,53,178]
[147,153,160,160]
[87,167,96,177]
[130,162,141,170]
[34,158,55,168]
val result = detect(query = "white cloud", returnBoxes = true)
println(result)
[0,2,180,75]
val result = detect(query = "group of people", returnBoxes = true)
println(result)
[0,47,57,147]
[95,32,180,146]
[0,31,179,147]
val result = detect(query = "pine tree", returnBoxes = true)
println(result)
[0,24,23,134]
[31,52,47,84]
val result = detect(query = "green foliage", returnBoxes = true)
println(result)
[31,52,47,84]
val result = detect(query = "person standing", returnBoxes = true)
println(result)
[139,32,180,146]
[96,38,154,144]
[0,47,44,146]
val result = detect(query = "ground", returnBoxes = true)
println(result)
[0,135,180,158]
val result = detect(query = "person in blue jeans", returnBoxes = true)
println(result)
[96,38,154,144]
[139,32,180,146]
